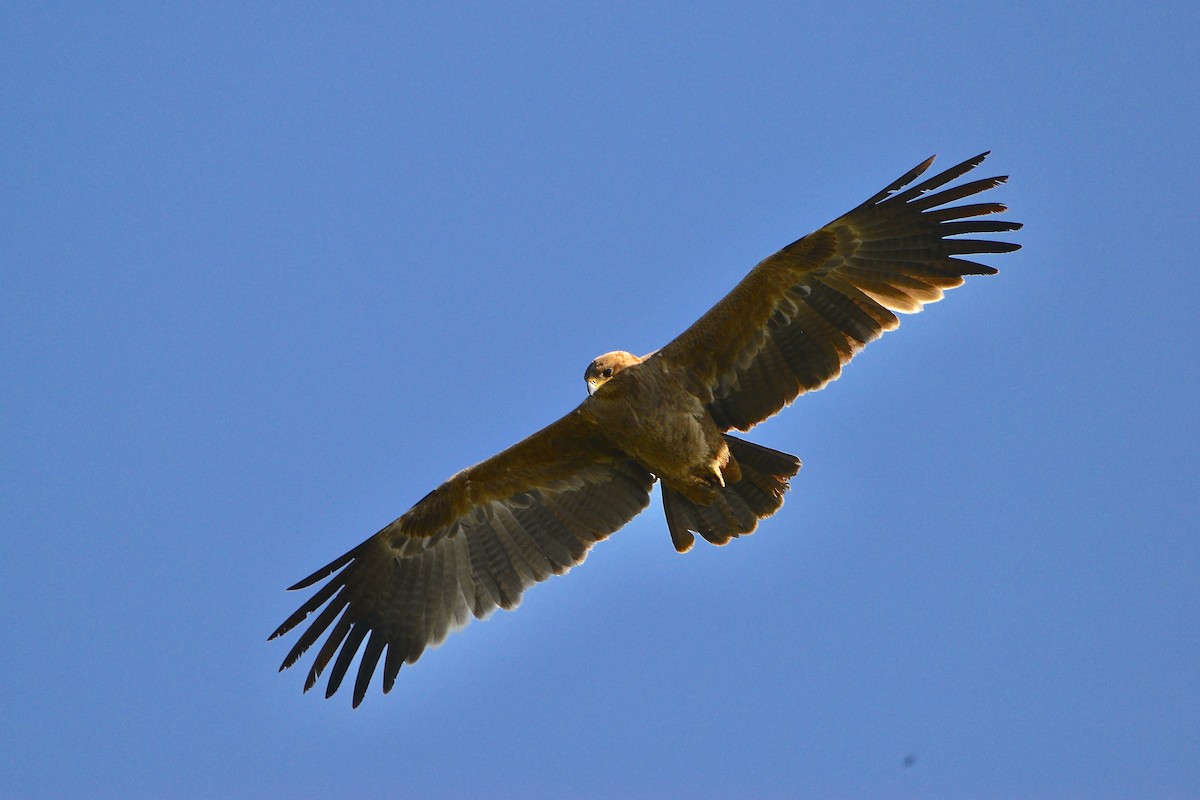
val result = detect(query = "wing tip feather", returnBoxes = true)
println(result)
[864,154,937,204]
[287,547,358,591]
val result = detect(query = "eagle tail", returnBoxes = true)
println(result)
[661,436,801,553]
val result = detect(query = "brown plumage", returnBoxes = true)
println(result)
[271,152,1021,705]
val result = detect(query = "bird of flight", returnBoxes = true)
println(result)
[272,152,1021,706]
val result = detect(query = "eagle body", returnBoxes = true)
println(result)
[272,153,1022,705]
[582,352,734,504]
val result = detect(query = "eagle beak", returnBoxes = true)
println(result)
[586,379,598,396]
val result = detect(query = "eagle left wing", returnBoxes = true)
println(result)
[652,152,1021,431]
[270,408,654,706]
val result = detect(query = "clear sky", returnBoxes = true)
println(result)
[3,3,1198,798]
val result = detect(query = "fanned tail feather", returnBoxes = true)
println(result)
[662,436,801,552]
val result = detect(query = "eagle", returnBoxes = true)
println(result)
[271,152,1021,706]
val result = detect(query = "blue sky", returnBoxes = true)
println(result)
[3,3,1197,797]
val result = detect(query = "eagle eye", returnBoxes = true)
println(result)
[602,368,613,378]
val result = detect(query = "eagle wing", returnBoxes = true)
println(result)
[653,152,1021,431]
[270,408,653,706]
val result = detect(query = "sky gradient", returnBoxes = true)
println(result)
[3,3,1198,798]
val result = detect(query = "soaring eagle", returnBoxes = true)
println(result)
[271,152,1020,705]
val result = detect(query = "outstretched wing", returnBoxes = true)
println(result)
[270,409,654,706]
[653,152,1021,431]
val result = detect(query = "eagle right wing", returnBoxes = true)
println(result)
[654,152,1021,431]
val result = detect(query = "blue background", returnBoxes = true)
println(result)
[3,3,1197,797]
